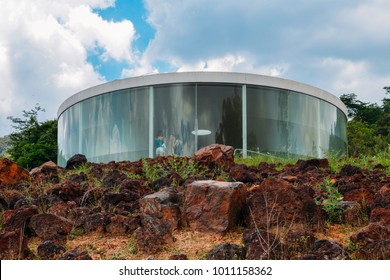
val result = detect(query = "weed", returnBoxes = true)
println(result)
[123,171,142,180]
[166,156,200,180]
[235,154,296,170]
[112,184,121,193]
[127,238,138,255]
[141,158,167,181]
[315,178,344,223]
[69,227,85,240]
[327,151,390,174]
[110,252,125,260]
[73,162,91,175]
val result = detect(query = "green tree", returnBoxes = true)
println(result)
[346,120,387,155]
[340,93,382,124]
[340,88,390,156]
[7,105,57,169]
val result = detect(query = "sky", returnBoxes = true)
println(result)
[1,0,390,137]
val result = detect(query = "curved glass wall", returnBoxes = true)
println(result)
[58,87,149,165]
[58,83,347,167]
[246,86,347,157]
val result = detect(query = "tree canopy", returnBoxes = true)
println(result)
[340,87,390,156]
[7,105,57,169]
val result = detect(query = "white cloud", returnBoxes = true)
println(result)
[320,57,390,104]
[66,5,136,62]
[0,0,137,136]
[140,0,390,105]
[0,43,13,116]
[175,54,288,77]
[176,55,245,72]
[341,0,390,43]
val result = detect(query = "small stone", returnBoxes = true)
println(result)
[193,144,234,170]
[61,249,92,260]
[65,154,88,170]
[207,242,245,260]
[37,241,66,259]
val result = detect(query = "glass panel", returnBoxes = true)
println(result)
[58,87,149,166]
[153,84,195,157]
[57,103,80,167]
[247,86,347,158]
[197,84,242,150]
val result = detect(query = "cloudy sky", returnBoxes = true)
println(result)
[1,0,390,137]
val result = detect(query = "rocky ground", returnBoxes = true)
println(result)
[0,144,389,260]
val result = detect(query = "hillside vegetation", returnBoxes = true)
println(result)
[0,148,389,260]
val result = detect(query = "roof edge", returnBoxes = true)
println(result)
[57,71,348,117]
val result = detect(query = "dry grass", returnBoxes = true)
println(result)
[315,223,361,245]
[28,229,244,260]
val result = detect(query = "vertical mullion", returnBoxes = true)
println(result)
[149,86,154,158]
[242,84,247,158]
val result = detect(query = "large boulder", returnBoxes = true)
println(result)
[134,220,174,254]
[102,191,140,213]
[301,240,350,260]
[2,205,39,233]
[65,154,87,170]
[30,161,59,184]
[29,214,73,243]
[134,187,180,253]
[350,222,390,259]
[0,158,31,186]
[183,180,247,232]
[207,242,246,260]
[139,187,181,231]
[84,212,106,233]
[245,178,323,229]
[193,144,234,170]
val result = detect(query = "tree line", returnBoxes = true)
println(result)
[340,87,390,156]
[6,105,57,169]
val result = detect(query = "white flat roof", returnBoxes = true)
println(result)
[58,71,348,117]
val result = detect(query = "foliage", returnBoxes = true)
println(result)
[346,120,388,155]
[340,88,390,156]
[72,162,91,175]
[142,156,207,182]
[7,105,57,169]
[235,154,297,170]
[315,178,344,223]
[0,135,12,157]
[141,158,167,182]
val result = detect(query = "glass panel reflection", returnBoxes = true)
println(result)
[154,84,195,157]
[197,84,242,150]
[58,87,149,166]
[247,86,347,157]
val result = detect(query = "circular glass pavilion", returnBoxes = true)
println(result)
[57,72,348,167]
